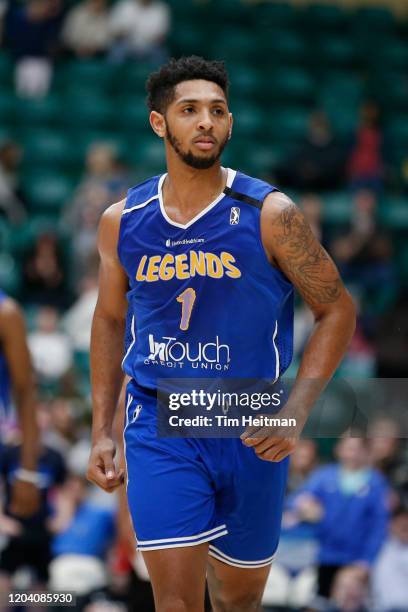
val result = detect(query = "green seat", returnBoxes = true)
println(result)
[22,130,74,169]
[62,93,115,128]
[301,4,348,32]
[322,192,352,225]
[0,91,16,123]
[252,2,296,29]
[22,172,75,214]
[232,105,265,138]
[314,36,355,68]
[264,68,315,104]
[386,116,408,148]
[368,40,408,70]
[115,97,151,134]
[169,27,208,58]
[372,73,408,111]
[15,95,62,127]
[55,60,116,92]
[320,72,363,105]
[0,53,13,87]
[228,65,263,100]
[354,6,395,31]
[0,252,21,297]
[254,32,307,66]
[268,107,309,142]
[380,197,408,230]
[127,138,165,175]
[213,29,257,63]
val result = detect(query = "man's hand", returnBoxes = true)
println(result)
[241,431,297,462]
[10,480,41,517]
[87,437,125,493]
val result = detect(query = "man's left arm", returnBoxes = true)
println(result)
[1,299,40,515]
[243,192,356,461]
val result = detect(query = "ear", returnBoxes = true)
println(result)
[150,111,166,138]
[228,112,233,140]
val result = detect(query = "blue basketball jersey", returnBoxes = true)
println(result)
[118,168,294,390]
[0,290,11,417]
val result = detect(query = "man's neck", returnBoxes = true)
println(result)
[163,157,227,219]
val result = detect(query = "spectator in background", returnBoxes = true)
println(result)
[41,397,79,460]
[62,270,98,352]
[0,139,26,223]
[374,290,408,378]
[372,505,408,612]
[5,0,64,98]
[22,231,69,308]
[62,0,111,59]
[109,0,170,63]
[330,190,396,315]
[274,111,347,191]
[65,144,128,276]
[300,194,324,243]
[328,566,370,612]
[368,419,408,508]
[348,101,384,193]
[292,436,389,606]
[0,440,66,591]
[28,306,73,384]
[287,439,318,495]
[48,442,116,609]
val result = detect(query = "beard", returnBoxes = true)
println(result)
[165,122,229,170]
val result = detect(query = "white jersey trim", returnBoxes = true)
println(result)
[272,320,280,383]
[158,167,237,229]
[122,194,158,215]
[121,315,135,369]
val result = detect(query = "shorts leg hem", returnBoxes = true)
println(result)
[137,525,228,552]
[208,545,276,569]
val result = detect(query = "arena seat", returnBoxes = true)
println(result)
[15,95,63,127]
[312,36,356,68]
[256,68,315,108]
[268,107,309,142]
[322,192,352,225]
[61,93,115,128]
[22,172,76,215]
[0,53,13,87]
[381,196,408,230]
[0,91,15,124]
[54,59,116,93]
[300,3,349,33]
[0,252,21,296]
[21,129,76,170]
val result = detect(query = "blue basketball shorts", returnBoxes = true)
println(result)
[123,380,289,569]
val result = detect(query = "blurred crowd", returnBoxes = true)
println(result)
[0,0,170,98]
[0,1,407,611]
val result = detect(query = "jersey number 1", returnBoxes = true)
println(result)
[176,288,196,331]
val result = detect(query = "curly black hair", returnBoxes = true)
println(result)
[146,56,229,114]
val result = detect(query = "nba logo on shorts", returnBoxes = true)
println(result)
[133,404,142,422]
[230,207,240,225]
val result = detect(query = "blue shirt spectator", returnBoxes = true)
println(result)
[52,500,115,558]
[297,462,389,566]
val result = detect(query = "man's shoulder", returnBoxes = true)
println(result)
[231,170,279,203]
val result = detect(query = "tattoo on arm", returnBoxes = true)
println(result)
[276,204,342,304]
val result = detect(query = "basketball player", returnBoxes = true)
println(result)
[0,290,40,516]
[87,57,356,611]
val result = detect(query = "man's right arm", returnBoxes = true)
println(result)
[87,200,128,493]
